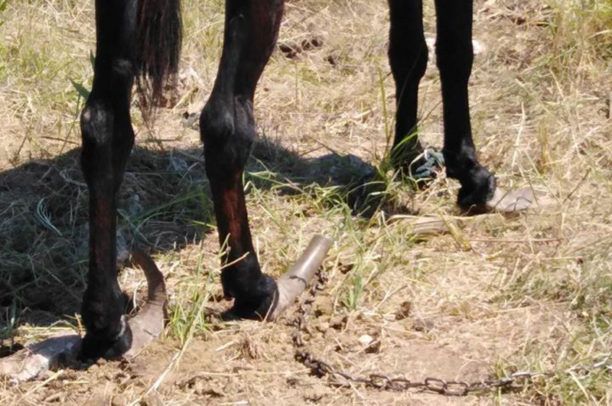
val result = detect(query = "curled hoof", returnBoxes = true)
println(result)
[0,250,167,383]
[80,318,133,361]
[122,250,167,360]
[0,334,81,384]
[222,235,333,323]
[453,165,544,214]
[485,187,540,213]
[456,167,497,213]
[221,275,279,321]
[81,250,167,361]
[268,235,333,321]
[462,184,545,215]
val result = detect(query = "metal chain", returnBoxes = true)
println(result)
[290,270,611,396]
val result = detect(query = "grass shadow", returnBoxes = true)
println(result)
[0,146,214,333]
[0,135,406,337]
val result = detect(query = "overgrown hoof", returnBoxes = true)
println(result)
[221,275,279,321]
[485,187,539,213]
[80,319,133,361]
[0,334,81,383]
[223,235,333,322]
[457,167,497,213]
[122,250,167,360]
[0,249,168,383]
[459,170,542,214]
[81,250,167,361]
[268,235,333,321]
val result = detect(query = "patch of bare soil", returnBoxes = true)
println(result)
[1,0,610,404]
[2,284,574,405]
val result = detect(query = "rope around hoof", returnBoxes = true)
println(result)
[290,270,611,397]
[410,148,445,181]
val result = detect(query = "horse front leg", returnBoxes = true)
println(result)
[434,0,496,209]
[388,0,431,175]
[80,97,134,358]
[79,1,136,360]
[201,0,284,319]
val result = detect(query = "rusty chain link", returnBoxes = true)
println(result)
[290,269,611,396]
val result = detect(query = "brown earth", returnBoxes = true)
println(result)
[0,0,610,405]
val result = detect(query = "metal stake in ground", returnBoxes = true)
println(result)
[268,235,333,321]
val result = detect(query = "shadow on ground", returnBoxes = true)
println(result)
[0,138,389,337]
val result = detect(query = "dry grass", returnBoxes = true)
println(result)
[0,0,610,404]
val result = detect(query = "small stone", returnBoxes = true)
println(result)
[358,334,374,346]
[314,296,334,316]
[365,340,382,354]
[330,315,348,330]
[395,301,412,320]
[412,318,434,332]
[316,321,330,333]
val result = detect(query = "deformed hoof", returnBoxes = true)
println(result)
[0,334,81,384]
[220,236,333,322]
[123,249,167,359]
[0,250,167,382]
[485,187,539,213]
[220,275,278,321]
[461,183,552,215]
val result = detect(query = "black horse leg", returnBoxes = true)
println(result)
[434,0,495,208]
[388,0,429,173]
[200,0,284,319]
[79,0,137,359]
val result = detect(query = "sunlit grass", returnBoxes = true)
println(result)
[0,0,609,403]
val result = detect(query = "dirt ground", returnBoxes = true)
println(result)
[0,0,610,405]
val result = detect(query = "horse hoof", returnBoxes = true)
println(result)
[0,250,166,382]
[220,275,278,321]
[485,187,539,213]
[218,235,332,322]
[0,334,81,383]
[123,249,167,360]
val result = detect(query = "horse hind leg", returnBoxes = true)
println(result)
[200,0,284,319]
[434,0,496,209]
